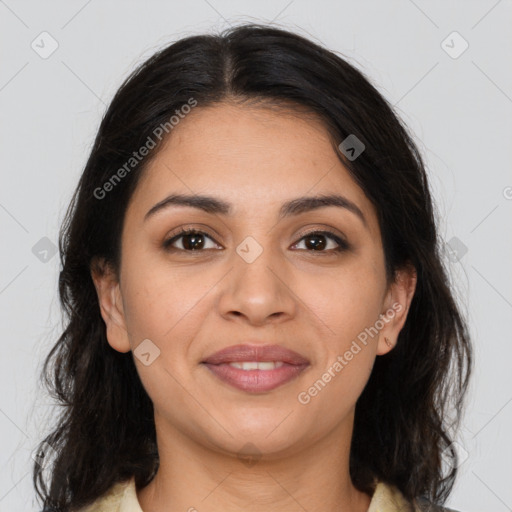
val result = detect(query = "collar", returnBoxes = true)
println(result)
[80,475,418,511]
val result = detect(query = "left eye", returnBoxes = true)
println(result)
[291,231,347,252]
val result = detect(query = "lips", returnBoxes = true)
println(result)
[201,344,310,393]
[201,343,310,366]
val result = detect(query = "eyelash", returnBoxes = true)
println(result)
[162,227,349,254]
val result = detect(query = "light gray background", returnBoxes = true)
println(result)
[1,1,511,510]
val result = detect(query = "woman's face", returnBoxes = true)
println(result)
[93,102,415,460]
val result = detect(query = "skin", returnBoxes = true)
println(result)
[92,101,416,512]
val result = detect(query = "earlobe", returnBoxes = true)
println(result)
[90,259,131,354]
[377,264,417,356]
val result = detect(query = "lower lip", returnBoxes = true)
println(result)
[202,363,309,393]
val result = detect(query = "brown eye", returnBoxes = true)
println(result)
[163,229,221,251]
[292,231,348,252]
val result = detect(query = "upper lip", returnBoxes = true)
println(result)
[202,344,310,366]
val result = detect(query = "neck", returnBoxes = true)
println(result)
[137,410,372,512]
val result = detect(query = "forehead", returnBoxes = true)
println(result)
[126,102,378,231]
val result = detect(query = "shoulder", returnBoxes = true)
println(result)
[73,477,136,512]
[415,497,462,512]
[370,482,463,512]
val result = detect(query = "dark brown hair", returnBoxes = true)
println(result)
[34,23,472,511]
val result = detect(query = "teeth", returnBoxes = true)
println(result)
[228,361,285,370]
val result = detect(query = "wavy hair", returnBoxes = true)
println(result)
[33,23,472,511]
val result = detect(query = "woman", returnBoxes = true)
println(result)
[34,23,471,512]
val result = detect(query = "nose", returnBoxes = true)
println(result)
[216,242,297,326]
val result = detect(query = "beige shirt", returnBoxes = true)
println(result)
[77,476,424,511]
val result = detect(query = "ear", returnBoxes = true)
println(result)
[90,258,131,353]
[376,263,417,356]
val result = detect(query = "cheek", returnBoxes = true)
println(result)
[295,258,385,342]
[292,257,384,401]
[295,271,381,419]
[120,255,219,346]
[118,261,217,405]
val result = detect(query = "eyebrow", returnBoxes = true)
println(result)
[144,193,367,227]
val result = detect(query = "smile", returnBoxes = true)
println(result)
[202,361,309,393]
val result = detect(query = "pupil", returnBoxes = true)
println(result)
[305,234,326,250]
[183,233,204,250]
